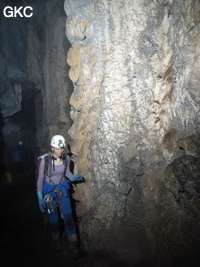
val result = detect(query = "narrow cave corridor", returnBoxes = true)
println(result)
[0,0,200,267]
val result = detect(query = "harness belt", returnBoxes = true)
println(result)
[44,184,69,214]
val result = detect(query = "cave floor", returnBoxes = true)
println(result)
[0,180,94,267]
[1,178,133,267]
[1,177,200,267]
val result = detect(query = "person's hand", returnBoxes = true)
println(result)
[37,191,46,213]
[69,174,84,182]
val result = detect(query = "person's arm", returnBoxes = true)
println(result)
[37,159,45,191]
[65,155,73,178]
[36,159,46,213]
[65,155,84,182]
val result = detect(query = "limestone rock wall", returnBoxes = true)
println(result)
[26,0,73,151]
[0,0,72,155]
[0,0,38,176]
[0,0,73,180]
[65,0,200,265]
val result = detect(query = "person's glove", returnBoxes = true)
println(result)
[37,191,46,213]
[69,174,84,182]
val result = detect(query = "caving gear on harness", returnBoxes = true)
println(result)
[43,194,54,214]
[37,153,50,161]
[37,191,46,213]
[43,181,69,215]
[69,174,83,182]
[51,135,66,148]
[42,180,77,236]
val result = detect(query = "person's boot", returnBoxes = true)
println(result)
[52,233,62,253]
[68,234,86,260]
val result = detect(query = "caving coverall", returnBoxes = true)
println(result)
[37,155,77,238]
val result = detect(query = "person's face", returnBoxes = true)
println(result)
[52,147,64,157]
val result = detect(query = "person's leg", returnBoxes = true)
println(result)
[61,194,86,259]
[61,194,76,236]
[48,200,61,251]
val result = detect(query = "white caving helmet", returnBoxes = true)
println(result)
[50,135,66,148]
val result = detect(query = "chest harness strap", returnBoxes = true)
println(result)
[43,154,68,214]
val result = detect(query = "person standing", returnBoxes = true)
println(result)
[11,141,25,183]
[36,135,86,259]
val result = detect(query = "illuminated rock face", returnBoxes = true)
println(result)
[65,0,200,265]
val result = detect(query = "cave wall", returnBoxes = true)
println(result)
[0,0,39,177]
[64,0,200,265]
[0,0,73,178]
[40,0,73,150]
[26,0,73,151]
